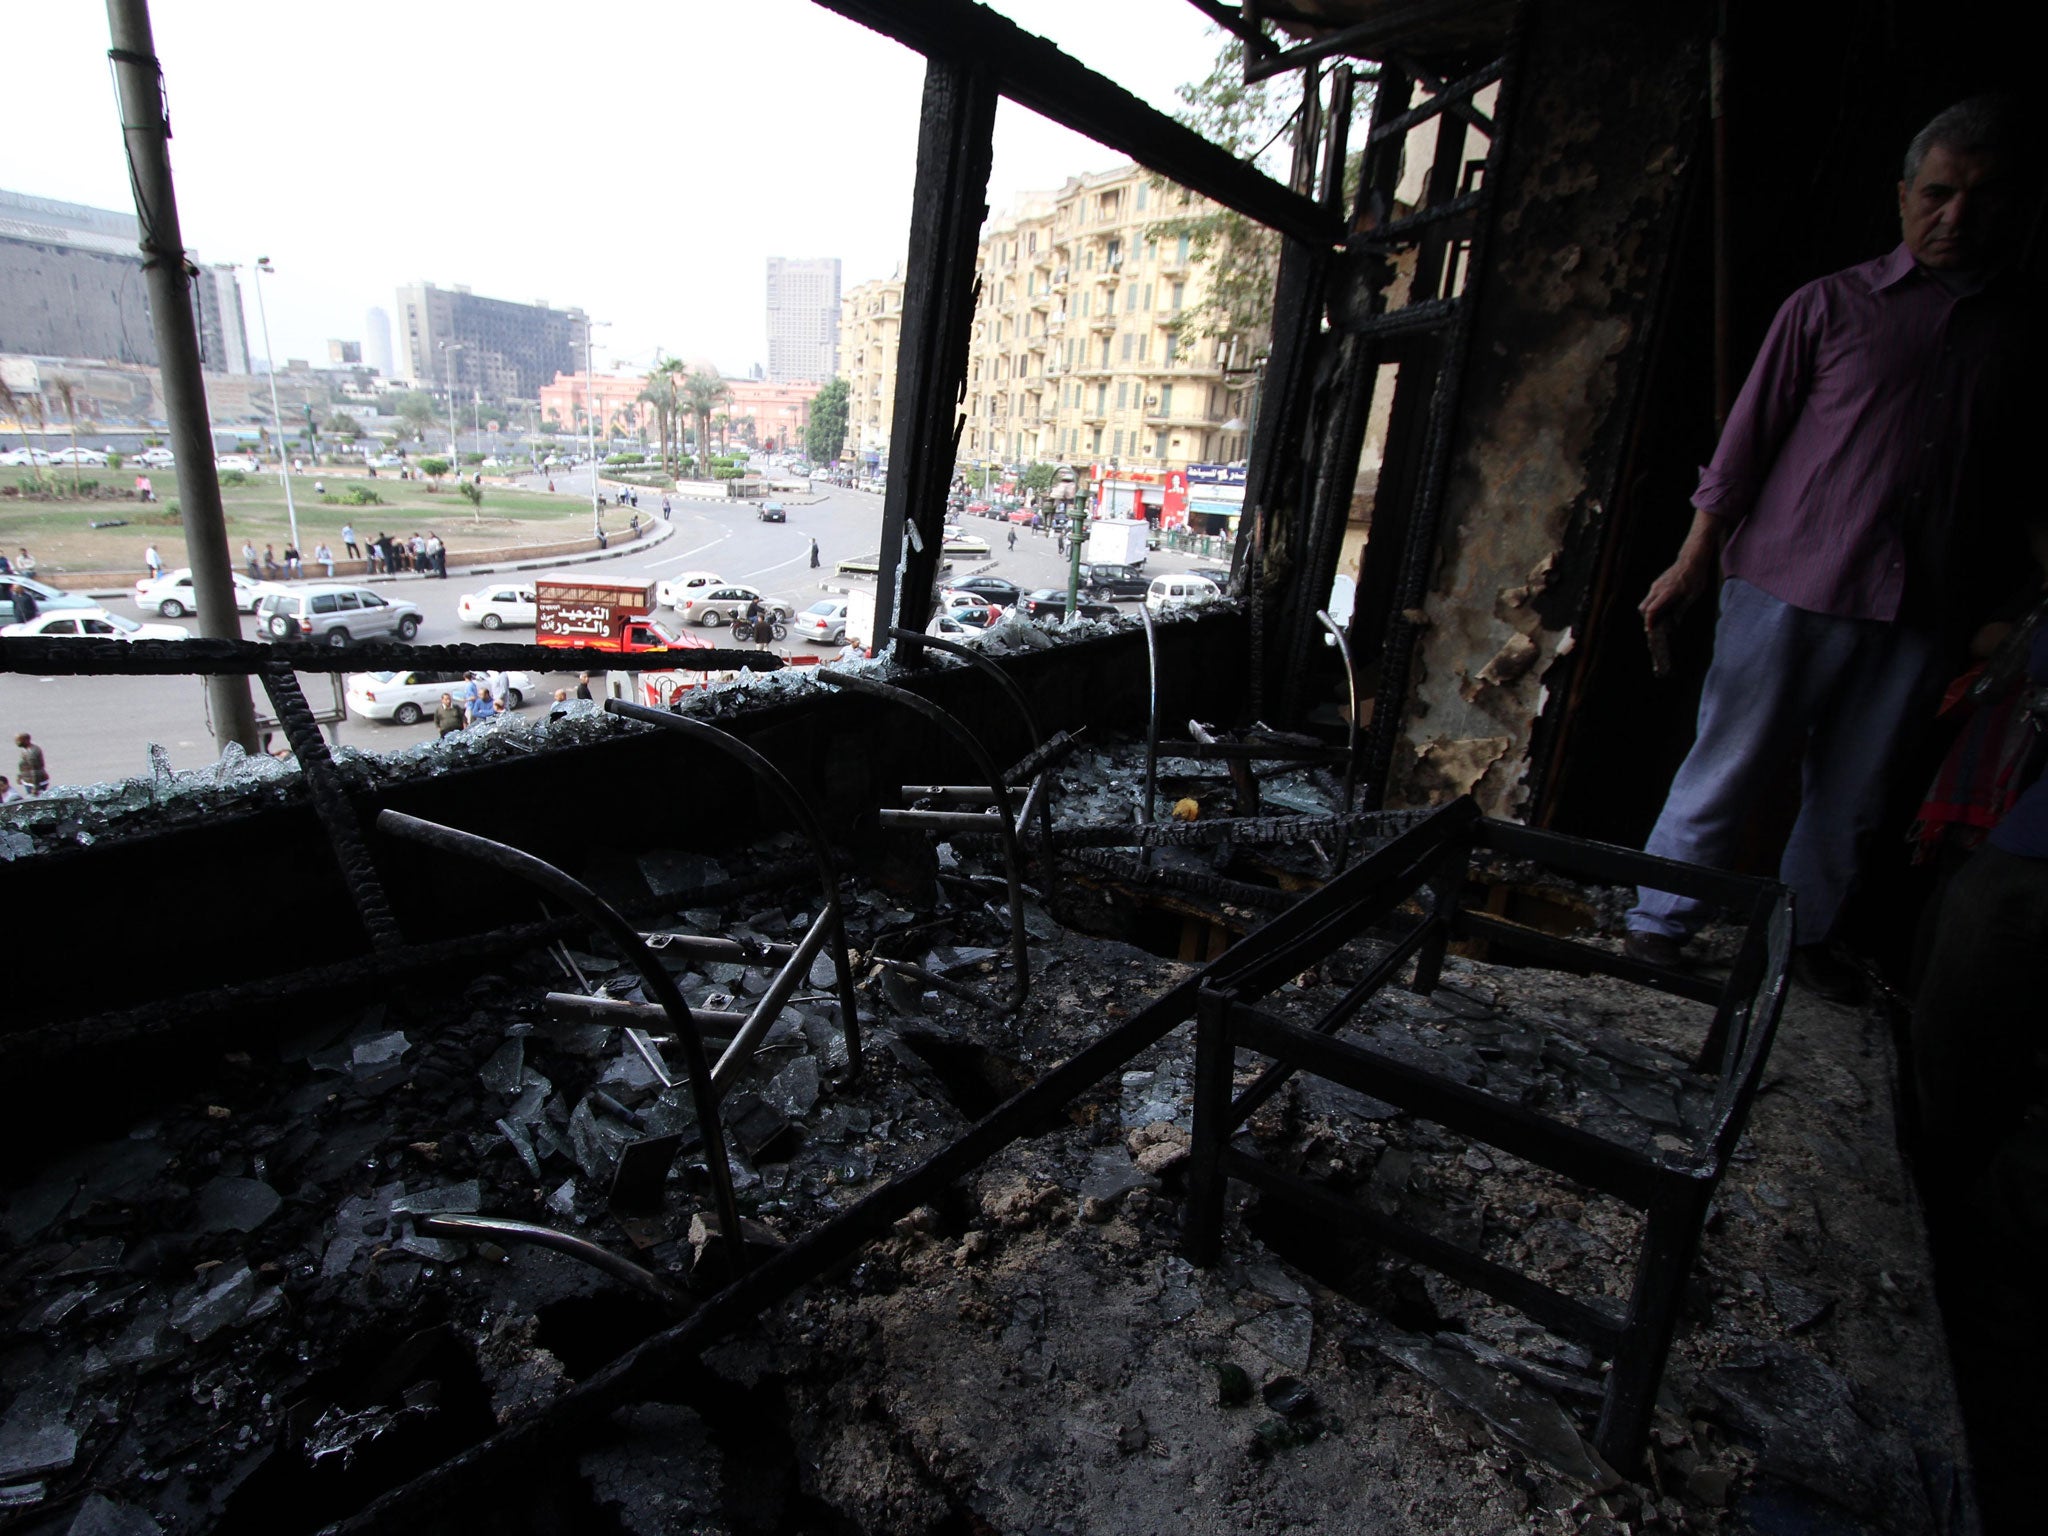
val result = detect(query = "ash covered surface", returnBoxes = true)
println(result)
[0,743,1963,1534]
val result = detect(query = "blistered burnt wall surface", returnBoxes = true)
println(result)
[1388,2,1703,815]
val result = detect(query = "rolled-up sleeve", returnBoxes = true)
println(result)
[1693,285,1818,527]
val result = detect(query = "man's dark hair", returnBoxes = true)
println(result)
[1904,95,2017,184]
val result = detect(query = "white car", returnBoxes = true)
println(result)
[135,447,177,469]
[456,583,537,630]
[0,448,52,467]
[940,526,991,557]
[679,584,791,628]
[656,570,724,609]
[134,567,284,618]
[1144,573,1223,614]
[345,668,533,725]
[46,447,109,467]
[2,606,189,642]
[794,598,850,645]
[216,454,262,474]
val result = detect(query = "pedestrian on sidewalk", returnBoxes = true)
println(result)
[15,733,49,798]
[263,545,280,580]
[284,543,302,579]
[575,673,593,701]
[428,533,446,577]
[17,549,35,578]
[144,543,162,580]
[661,495,672,521]
[1007,526,1017,552]
[810,537,821,569]
[342,524,359,560]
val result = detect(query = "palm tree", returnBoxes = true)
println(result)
[680,371,730,478]
[51,378,82,495]
[643,355,689,478]
[0,380,48,491]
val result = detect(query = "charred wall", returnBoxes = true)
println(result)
[1384,0,1705,816]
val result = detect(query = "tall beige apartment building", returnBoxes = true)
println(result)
[838,271,904,465]
[832,164,1260,475]
[965,165,1257,473]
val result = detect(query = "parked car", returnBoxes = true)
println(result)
[135,447,177,469]
[794,598,851,645]
[215,454,262,474]
[1186,565,1234,587]
[947,575,1024,609]
[678,584,790,627]
[2,606,190,642]
[965,500,990,517]
[46,447,109,467]
[758,500,787,523]
[940,526,990,557]
[1007,508,1038,524]
[0,575,96,625]
[345,668,531,725]
[0,449,50,468]
[1020,588,1119,622]
[1076,563,1152,601]
[656,570,724,609]
[134,568,285,618]
[938,590,1003,627]
[1145,573,1223,614]
[253,585,422,646]
[456,583,537,630]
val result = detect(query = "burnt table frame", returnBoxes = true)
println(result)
[1183,797,1792,1467]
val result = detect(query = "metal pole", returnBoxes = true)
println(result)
[586,323,600,529]
[250,259,299,553]
[104,0,258,754]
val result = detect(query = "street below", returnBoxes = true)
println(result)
[1,481,1217,788]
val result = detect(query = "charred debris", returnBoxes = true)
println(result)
[0,644,1963,1533]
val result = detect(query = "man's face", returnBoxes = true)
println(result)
[1899,144,2008,269]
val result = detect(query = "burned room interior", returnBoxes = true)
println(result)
[1,1,2040,1533]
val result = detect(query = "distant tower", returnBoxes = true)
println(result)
[365,306,395,378]
[765,257,841,383]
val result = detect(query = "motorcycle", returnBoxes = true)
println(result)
[731,611,787,644]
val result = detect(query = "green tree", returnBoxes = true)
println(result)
[390,391,439,443]
[0,380,48,491]
[805,377,851,465]
[680,371,730,479]
[458,480,484,522]
[51,377,83,495]
[418,456,451,487]
[1151,36,1299,362]
[328,411,364,442]
[1020,461,1059,494]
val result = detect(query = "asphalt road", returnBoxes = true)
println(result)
[0,482,1212,791]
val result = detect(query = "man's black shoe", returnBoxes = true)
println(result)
[1623,931,1684,969]
[1792,944,1865,1004]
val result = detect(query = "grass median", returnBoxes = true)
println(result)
[0,467,634,579]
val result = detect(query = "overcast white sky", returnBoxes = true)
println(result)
[4,0,1228,380]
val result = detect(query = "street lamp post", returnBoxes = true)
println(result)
[248,258,299,554]
[439,342,464,464]
[584,320,608,531]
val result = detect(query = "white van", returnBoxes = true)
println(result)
[1145,573,1222,614]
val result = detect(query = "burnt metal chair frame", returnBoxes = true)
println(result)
[1183,797,1792,1467]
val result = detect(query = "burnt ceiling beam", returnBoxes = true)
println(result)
[874,56,998,659]
[1182,0,1279,57]
[1242,0,1505,82]
[810,0,1339,248]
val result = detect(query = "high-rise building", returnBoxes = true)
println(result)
[364,307,395,378]
[765,257,841,384]
[200,264,252,375]
[837,271,904,465]
[394,282,587,402]
[962,166,1259,475]
[0,187,245,373]
[327,339,362,365]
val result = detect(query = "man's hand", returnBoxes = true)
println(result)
[1639,509,1728,635]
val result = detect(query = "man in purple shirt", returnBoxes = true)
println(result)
[1625,98,2026,997]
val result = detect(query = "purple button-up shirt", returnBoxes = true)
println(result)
[1697,244,2015,623]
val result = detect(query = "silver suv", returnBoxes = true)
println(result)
[254,585,422,647]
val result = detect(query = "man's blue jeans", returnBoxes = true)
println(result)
[1628,578,1940,946]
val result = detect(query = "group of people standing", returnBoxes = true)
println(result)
[339,527,446,578]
